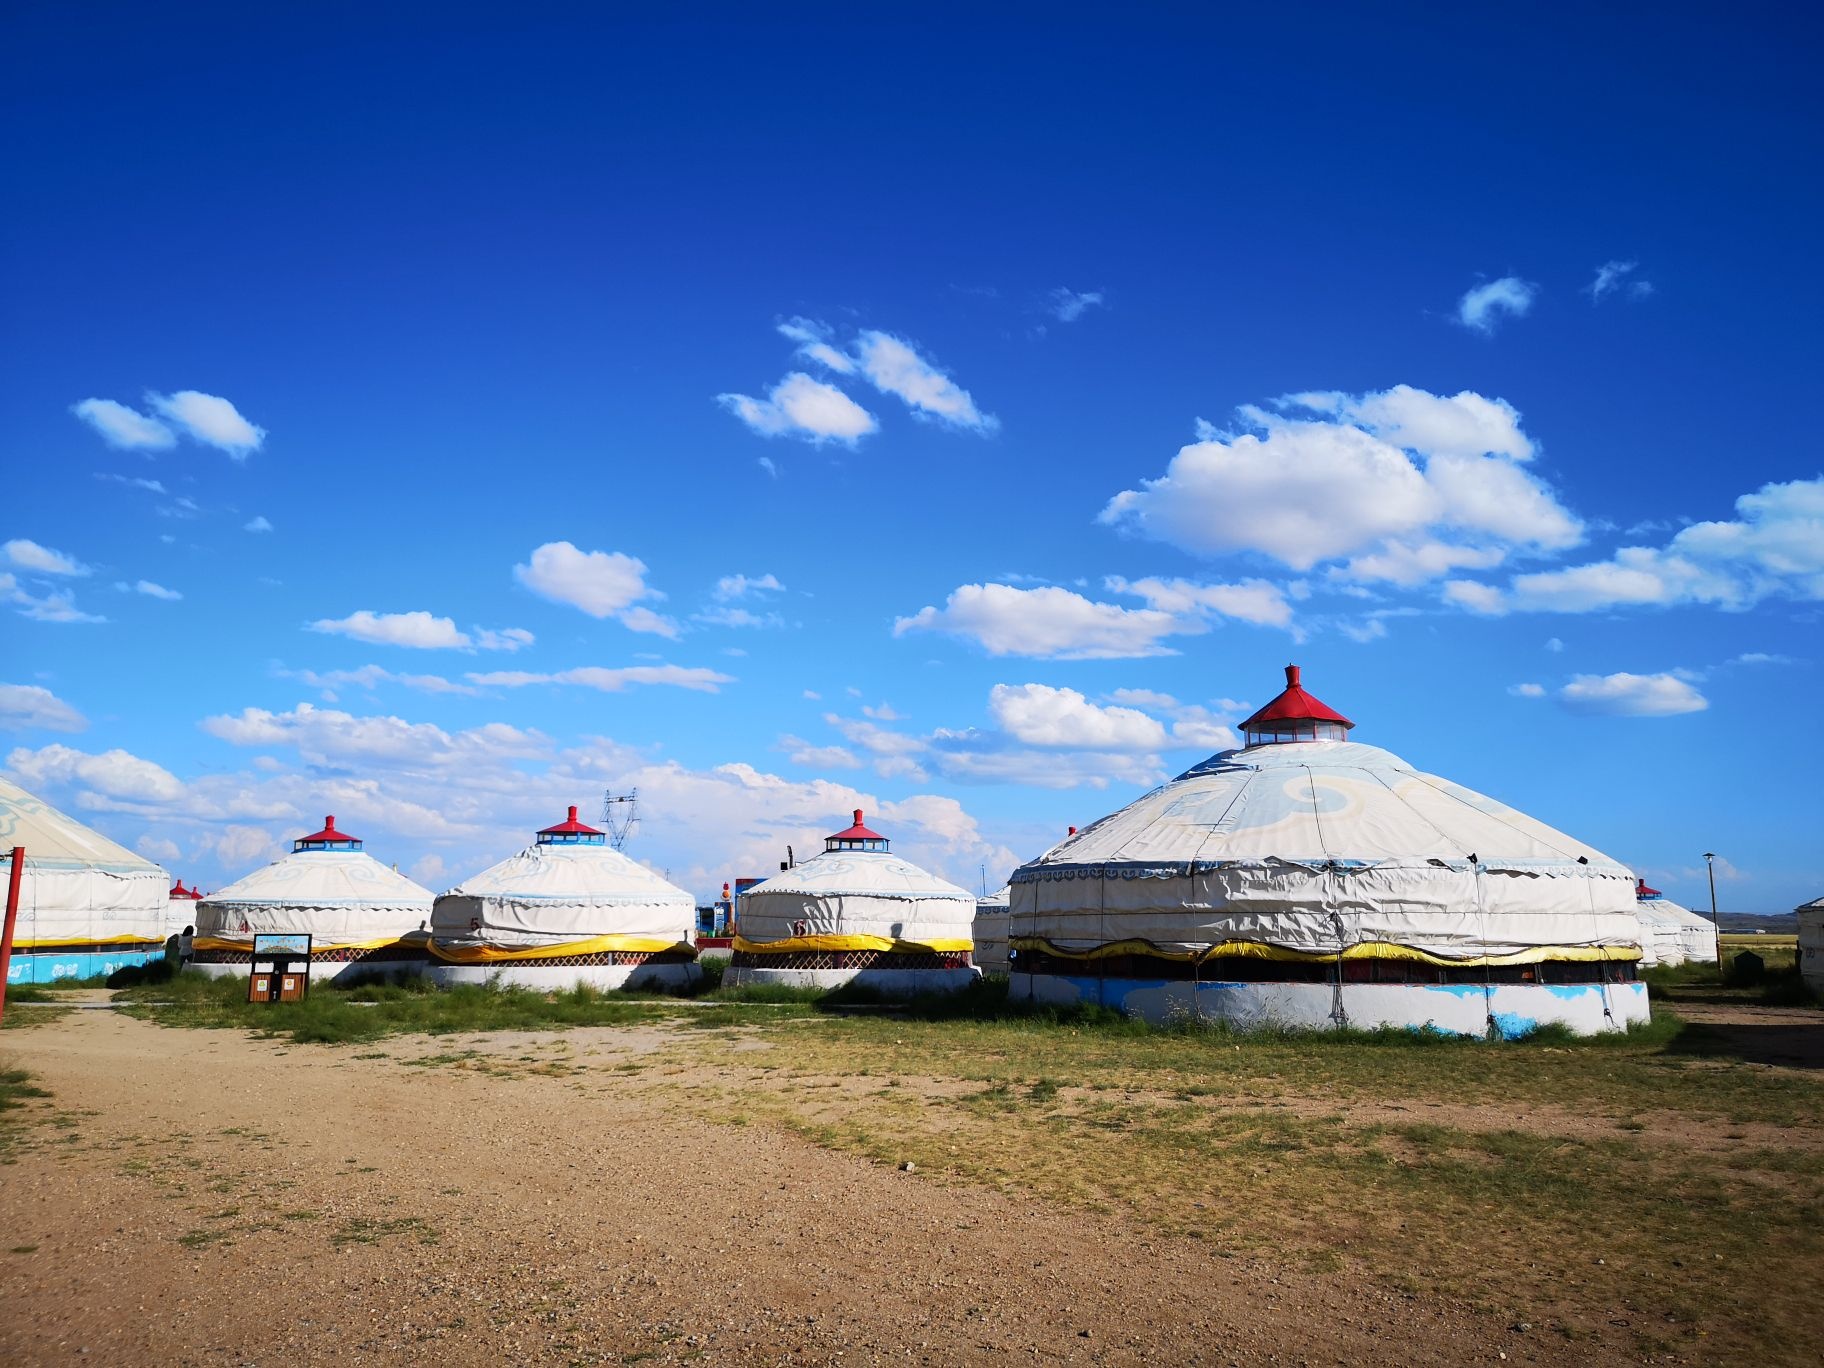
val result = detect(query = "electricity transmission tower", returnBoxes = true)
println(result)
[600,789,639,851]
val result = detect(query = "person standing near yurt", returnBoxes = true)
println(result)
[427,806,699,990]
[192,816,435,982]
[726,809,976,996]
[1009,664,1647,1038]
[0,777,172,984]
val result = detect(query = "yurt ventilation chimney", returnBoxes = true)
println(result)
[826,809,889,853]
[294,815,363,853]
[1239,664,1355,747]
[537,805,606,846]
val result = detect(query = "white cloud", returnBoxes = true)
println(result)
[1443,579,1507,614]
[472,627,535,652]
[1730,652,1794,666]
[694,606,784,630]
[7,743,184,803]
[309,610,471,650]
[714,572,784,601]
[1045,287,1105,322]
[468,664,735,694]
[1457,276,1538,334]
[200,702,549,771]
[1508,682,1546,698]
[989,683,1167,751]
[861,703,901,721]
[778,735,862,770]
[717,372,878,444]
[513,541,677,635]
[1558,672,1708,717]
[1546,637,1565,652]
[1587,260,1654,302]
[147,390,265,456]
[853,331,996,432]
[96,473,168,494]
[72,398,177,450]
[279,664,481,698]
[777,317,858,375]
[1104,575,1294,628]
[1494,477,1824,615]
[118,579,182,601]
[1101,388,1579,576]
[1103,688,1243,751]
[136,835,181,864]
[894,583,1184,659]
[410,852,448,887]
[244,515,273,533]
[0,683,87,733]
[206,825,278,869]
[4,576,106,624]
[5,539,91,577]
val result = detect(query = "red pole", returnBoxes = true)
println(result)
[0,846,24,1027]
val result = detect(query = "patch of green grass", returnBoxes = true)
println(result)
[0,1066,50,1114]
[331,1215,433,1247]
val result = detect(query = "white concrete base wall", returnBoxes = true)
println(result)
[1011,972,1650,1038]
[425,961,701,992]
[723,965,978,997]
[189,958,425,985]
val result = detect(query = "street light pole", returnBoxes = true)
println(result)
[1704,851,1722,970]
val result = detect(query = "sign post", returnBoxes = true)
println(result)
[0,846,24,1025]
[249,932,312,1003]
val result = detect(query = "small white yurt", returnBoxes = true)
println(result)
[0,776,171,984]
[727,809,976,996]
[1796,895,1823,995]
[1632,880,1687,968]
[1009,665,1648,1037]
[193,816,435,982]
[428,805,699,990]
[973,885,1011,974]
[1636,881,1717,965]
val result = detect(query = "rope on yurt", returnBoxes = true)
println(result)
[1471,854,1497,1039]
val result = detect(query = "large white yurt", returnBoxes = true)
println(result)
[973,885,1011,974]
[1797,895,1823,994]
[726,809,976,996]
[0,777,171,984]
[1632,880,1687,968]
[1009,665,1649,1038]
[193,816,435,982]
[1636,880,1718,966]
[427,805,699,990]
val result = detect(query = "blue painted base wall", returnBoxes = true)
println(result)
[6,948,163,985]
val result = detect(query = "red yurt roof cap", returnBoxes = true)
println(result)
[539,804,604,837]
[169,879,200,898]
[1239,664,1355,732]
[298,815,359,844]
[1637,878,1662,898]
[829,808,885,842]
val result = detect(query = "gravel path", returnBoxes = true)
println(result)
[1,1009,1593,1365]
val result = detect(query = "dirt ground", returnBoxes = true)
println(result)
[0,1007,1671,1368]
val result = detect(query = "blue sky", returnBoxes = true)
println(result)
[3,5,1819,913]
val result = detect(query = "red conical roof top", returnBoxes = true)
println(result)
[169,879,202,899]
[1637,878,1662,899]
[1239,664,1354,733]
[828,809,884,843]
[297,815,359,845]
[539,804,603,837]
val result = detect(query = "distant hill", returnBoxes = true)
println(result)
[1717,912,1799,935]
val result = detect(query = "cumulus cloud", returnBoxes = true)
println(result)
[245,515,273,533]
[1508,682,1547,698]
[713,573,784,601]
[147,390,265,456]
[694,606,785,630]
[1558,672,1708,717]
[777,317,857,375]
[717,373,878,445]
[7,742,184,803]
[513,541,678,636]
[1457,276,1538,334]
[472,627,535,652]
[467,665,735,694]
[200,702,550,771]
[308,611,472,650]
[72,398,176,450]
[3,576,106,624]
[1104,575,1294,628]
[278,664,482,698]
[1461,476,1824,615]
[989,684,1167,750]
[894,583,1184,659]
[778,735,862,770]
[5,539,91,577]
[136,835,182,863]
[1045,287,1105,322]
[853,331,996,431]
[1587,260,1654,302]
[1101,387,1579,577]
[96,473,169,495]
[118,579,182,601]
[0,683,87,733]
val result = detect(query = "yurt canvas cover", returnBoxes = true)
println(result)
[196,824,434,951]
[0,776,170,954]
[1012,740,1641,966]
